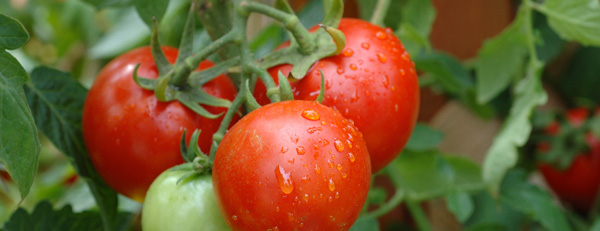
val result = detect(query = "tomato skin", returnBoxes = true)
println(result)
[538,108,600,212]
[256,18,420,173]
[82,46,237,202]
[213,100,371,231]
[142,167,231,231]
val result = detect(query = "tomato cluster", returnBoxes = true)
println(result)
[536,108,600,212]
[83,18,418,230]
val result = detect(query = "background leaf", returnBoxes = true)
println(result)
[475,10,528,104]
[0,14,29,50]
[133,0,170,30]
[0,51,40,200]
[482,63,547,193]
[3,201,132,231]
[446,191,474,223]
[80,0,133,8]
[24,67,120,231]
[537,0,600,46]
[404,123,443,151]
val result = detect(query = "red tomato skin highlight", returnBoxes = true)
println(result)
[256,18,420,173]
[82,46,237,201]
[213,100,371,231]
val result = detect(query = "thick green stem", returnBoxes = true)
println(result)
[197,0,239,60]
[208,83,247,164]
[523,0,540,65]
[370,0,391,26]
[360,166,405,220]
[406,200,432,231]
[240,0,315,54]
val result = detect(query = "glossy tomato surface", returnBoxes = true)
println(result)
[82,46,237,202]
[256,18,419,173]
[213,100,371,231]
[538,108,600,212]
[142,167,230,231]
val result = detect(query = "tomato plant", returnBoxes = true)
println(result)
[255,18,420,173]
[536,108,600,212]
[82,46,237,202]
[142,165,230,231]
[213,100,371,231]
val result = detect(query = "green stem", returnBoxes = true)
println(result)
[370,0,391,26]
[360,167,405,220]
[406,200,432,231]
[240,0,315,54]
[197,0,239,60]
[523,0,539,64]
[208,82,247,164]
[246,64,280,103]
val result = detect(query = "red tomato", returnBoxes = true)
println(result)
[213,100,371,231]
[82,46,237,202]
[255,18,420,173]
[538,108,600,212]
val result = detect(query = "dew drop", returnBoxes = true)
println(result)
[321,120,326,126]
[291,134,299,143]
[328,160,334,168]
[302,109,320,121]
[348,153,356,163]
[349,64,357,70]
[395,104,399,112]
[303,194,309,202]
[377,53,387,63]
[336,164,343,171]
[320,139,330,146]
[341,172,348,178]
[302,175,310,183]
[315,165,321,174]
[335,191,340,199]
[361,42,370,50]
[288,213,295,221]
[334,139,345,152]
[328,196,333,202]
[346,140,353,149]
[400,69,406,76]
[385,27,394,34]
[375,31,387,40]
[288,158,295,164]
[281,147,289,153]
[328,179,335,191]
[342,48,354,57]
[296,146,306,155]
[336,67,345,74]
[391,85,396,91]
[331,154,336,160]
[307,126,323,134]
[275,165,294,194]
[232,215,238,221]
[276,206,280,212]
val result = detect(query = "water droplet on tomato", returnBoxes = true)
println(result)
[288,213,295,221]
[296,146,306,155]
[342,48,354,57]
[315,165,321,174]
[348,153,356,163]
[301,109,320,120]
[275,165,294,194]
[346,140,353,149]
[349,64,357,70]
[328,160,334,168]
[288,158,295,164]
[336,67,345,74]
[335,191,340,199]
[341,172,347,178]
[336,164,342,170]
[290,134,299,143]
[281,147,289,153]
[307,126,323,134]
[321,120,326,126]
[361,42,370,50]
[400,69,405,76]
[302,175,310,183]
[232,215,238,221]
[276,206,280,212]
[395,104,399,112]
[334,139,344,152]
[328,196,333,202]
[377,53,387,63]
[385,27,393,34]
[303,194,309,202]
[376,31,387,40]
[328,179,335,191]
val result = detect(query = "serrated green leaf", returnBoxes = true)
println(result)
[80,0,133,8]
[475,10,528,104]
[0,51,40,200]
[23,67,121,231]
[392,150,484,201]
[446,191,474,223]
[3,201,132,231]
[134,0,170,30]
[0,14,29,50]
[536,0,600,46]
[482,62,547,193]
[405,123,444,151]
[500,169,570,231]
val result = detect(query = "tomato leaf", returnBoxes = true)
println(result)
[3,201,132,231]
[133,0,170,29]
[482,62,547,193]
[536,0,600,46]
[23,67,122,231]
[80,0,133,8]
[88,8,150,59]
[0,14,29,50]
[391,150,484,201]
[0,14,39,201]
[499,169,570,231]
[446,191,474,223]
[349,217,380,231]
[404,123,444,151]
[475,10,528,104]
[0,51,40,201]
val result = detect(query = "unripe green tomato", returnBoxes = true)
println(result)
[142,167,230,231]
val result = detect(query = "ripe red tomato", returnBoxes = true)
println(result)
[255,18,420,173]
[82,46,237,202]
[213,100,371,231]
[538,108,600,212]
